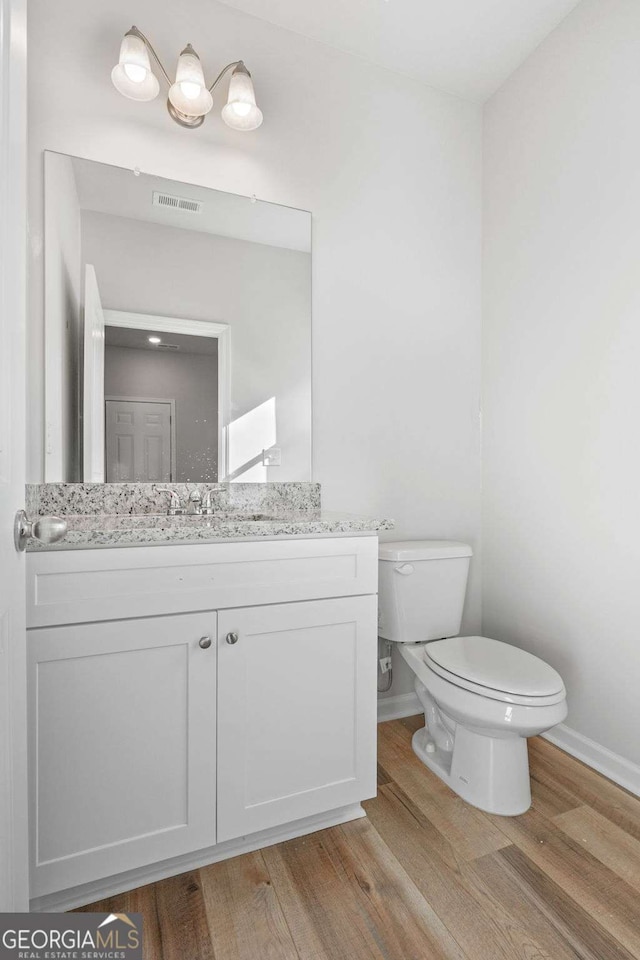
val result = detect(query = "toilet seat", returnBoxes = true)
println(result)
[423,636,566,707]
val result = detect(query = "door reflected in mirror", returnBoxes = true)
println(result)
[44,152,312,483]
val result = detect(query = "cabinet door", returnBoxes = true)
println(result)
[217,596,377,842]
[29,612,217,897]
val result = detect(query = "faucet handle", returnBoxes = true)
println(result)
[157,488,183,515]
[202,489,215,515]
[187,488,204,515]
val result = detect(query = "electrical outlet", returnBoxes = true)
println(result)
[262,447,281,466]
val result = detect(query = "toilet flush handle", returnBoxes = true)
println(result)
[394,563,415,576]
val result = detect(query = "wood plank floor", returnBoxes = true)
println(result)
[76,716,640,960]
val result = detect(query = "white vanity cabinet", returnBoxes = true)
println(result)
[26,536,378,907]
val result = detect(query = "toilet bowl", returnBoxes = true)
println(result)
[400,637,567,815]
[378,541,567,816]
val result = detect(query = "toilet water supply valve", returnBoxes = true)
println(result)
[378,637,393,693]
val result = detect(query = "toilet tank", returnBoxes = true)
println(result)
[378,540,472,644]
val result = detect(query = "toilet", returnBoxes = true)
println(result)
[378,540,567,816]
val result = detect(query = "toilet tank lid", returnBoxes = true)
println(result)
[379,540,473,561]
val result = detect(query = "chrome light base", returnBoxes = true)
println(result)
[167,99,206,129]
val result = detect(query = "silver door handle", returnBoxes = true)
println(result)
[199,636,213,649]
[226,632,239,645]
[14,511,67,552]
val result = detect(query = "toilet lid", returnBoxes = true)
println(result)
[424,636,565,698]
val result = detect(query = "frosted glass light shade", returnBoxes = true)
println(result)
[222,65,263,131]
[168,45,213,118]
[111,32,159,102]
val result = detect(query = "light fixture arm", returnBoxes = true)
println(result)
[208,60,243,94]
[126,27,242,94]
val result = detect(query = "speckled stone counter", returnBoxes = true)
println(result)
[26,510,393,551]
[24,483,393,551]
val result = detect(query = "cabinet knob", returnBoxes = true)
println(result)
[226,632,239,645]
[199,636,212,649]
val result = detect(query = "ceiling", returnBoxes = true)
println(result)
[70,156,311,253]
[105,327,219,355]
[218,0,582,102]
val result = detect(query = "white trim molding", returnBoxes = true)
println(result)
[103,309,229,341]
[377,691,422,723]
[0,0,29,912]
[543,724,640,798]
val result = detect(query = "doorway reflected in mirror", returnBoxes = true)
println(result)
[103,323,220,484]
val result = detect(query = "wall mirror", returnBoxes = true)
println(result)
[44,152,312,483]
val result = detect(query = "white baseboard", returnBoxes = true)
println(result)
[377,691,422,723]
[30,803,366,913]
[542,724,640,797]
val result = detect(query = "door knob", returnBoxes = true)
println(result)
[14,511,67,552]
[226,632,239,645]
[199,636,212,649]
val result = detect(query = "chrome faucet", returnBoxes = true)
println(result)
[187,487,217,515]
[158,486,214,516]
[157,488,183,516]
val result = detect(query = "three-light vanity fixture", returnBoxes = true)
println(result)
[111,26,263,131]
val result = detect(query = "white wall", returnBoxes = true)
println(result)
[28,0,483,698]
[43,153,82,481]
[484,0,640,764]
[82,209,311,483]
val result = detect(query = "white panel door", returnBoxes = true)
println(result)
[29,612,217,897]
[217,596,377,843]
[105,399,173,482]
[0,0,28,911]
[83,264,105,482]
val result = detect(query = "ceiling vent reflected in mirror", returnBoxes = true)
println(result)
[152,191,203,215]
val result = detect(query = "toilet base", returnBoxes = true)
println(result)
[411,724,532,816]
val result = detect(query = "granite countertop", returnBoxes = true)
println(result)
[26,509,394,551]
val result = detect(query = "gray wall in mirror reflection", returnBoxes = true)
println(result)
[44,152,312,483]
